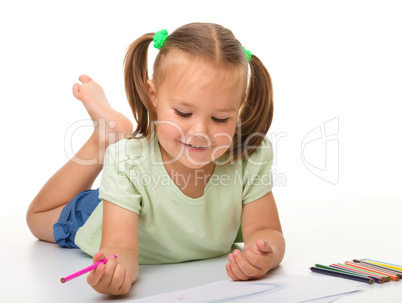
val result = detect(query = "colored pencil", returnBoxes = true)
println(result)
[345,261,400,281]
[315,264,370,278]
[310,266,374,284]
[353,259,402,276]
[330,264,385,284]
[60,255,117,283]
[338,263,390,281]
[353,259,402,278]
[336,263,388,282]
[362,259,402,271]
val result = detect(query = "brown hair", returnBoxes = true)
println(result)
[123,22,273,163]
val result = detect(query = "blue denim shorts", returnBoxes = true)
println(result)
[53,189,101,248]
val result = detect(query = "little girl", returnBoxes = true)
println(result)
[27,22,285,295]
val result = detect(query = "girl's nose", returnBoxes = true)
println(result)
[189,118,208,134]
[188,119,211,143]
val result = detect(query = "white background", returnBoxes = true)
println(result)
[1,0,401,215]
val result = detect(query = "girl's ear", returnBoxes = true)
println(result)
[147,79,157,109]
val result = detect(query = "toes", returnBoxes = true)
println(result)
[78,74,93,83]
[72,83,80,99]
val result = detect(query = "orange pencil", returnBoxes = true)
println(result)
[345,261,400,281]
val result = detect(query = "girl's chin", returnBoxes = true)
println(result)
[177,156,213,170]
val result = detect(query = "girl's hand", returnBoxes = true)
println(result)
[87,251,132,295]
[225,240,275,281]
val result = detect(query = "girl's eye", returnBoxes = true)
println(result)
[175,110,192,118]
[175,110,228,123]
[212,117,229,123]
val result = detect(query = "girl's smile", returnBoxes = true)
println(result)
[180,140,212,151]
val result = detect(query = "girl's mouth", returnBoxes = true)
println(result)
[180,141,211,150]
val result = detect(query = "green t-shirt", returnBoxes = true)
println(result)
[75,135,273,264]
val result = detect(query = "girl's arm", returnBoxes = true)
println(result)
[226,191,285,281]
[87,200,139,295]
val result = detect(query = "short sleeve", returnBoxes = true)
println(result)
[98,141,142,214]
[242,137,274,204]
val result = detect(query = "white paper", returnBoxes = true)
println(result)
[129,274,368,303]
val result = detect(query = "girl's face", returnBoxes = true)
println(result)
[147,58,245,170]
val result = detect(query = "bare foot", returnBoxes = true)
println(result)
[72,75,133,146]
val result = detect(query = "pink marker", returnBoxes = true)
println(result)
[60,255,117,283]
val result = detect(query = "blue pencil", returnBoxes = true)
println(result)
[310,266,374,284]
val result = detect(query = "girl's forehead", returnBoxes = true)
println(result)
[157,63,245,111]
[154,52,247,94]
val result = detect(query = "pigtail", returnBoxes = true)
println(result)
[236,54,274,160]
[124,33,156,139]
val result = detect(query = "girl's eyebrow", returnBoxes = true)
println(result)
[171,99,237,113]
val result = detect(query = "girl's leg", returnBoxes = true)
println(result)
[26,75,133,243]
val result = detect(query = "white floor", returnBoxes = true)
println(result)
[2,195,402,302]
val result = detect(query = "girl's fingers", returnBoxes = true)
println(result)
[99,257,118,286]
[233,249,259,278]
[244,245,263,269]
[227,244,275,281]
[225,263,239,281]
[93,251,106,262]
[108,263,126,292]
[228,252,249,280]
[88,257,117,290]
[256,240,273,253]
[87,263,106,286]
[87,257,132,295]
[245,244,275,275]
[119,270,133,295]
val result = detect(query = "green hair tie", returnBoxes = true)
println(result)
[243,46,252,62]
[153,29,168,50]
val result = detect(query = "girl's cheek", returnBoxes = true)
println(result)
[213,123,236,144]
[213,134,233,147]
[158,127,186,150]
